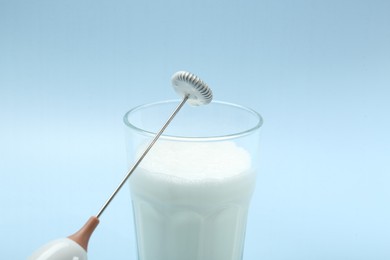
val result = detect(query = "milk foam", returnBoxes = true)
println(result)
[137,140,251,181]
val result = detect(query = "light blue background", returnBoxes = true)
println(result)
[1,0,389,259]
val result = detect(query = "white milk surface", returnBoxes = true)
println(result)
[129,141,256,260]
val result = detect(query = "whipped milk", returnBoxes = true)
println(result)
[129,141,256,260]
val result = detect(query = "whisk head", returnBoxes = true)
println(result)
[171,71,213,106]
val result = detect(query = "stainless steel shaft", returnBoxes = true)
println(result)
[96,95,189,218]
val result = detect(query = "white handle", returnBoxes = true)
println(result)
[28,238,87,260]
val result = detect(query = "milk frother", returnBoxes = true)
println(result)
[29,71,213,260]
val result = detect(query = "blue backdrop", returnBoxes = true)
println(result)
[1,0,389,259]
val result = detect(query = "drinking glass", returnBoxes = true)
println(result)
[123,100,263,260]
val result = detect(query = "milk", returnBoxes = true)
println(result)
[129,141,256,260]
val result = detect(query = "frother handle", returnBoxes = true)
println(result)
[28,216,99,260]
[28,238,87,260]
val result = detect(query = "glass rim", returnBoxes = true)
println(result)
[123,100,263,142]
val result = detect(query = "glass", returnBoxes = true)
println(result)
[123,100,263,260]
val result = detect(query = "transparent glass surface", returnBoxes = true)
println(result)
[123,100,263,260]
